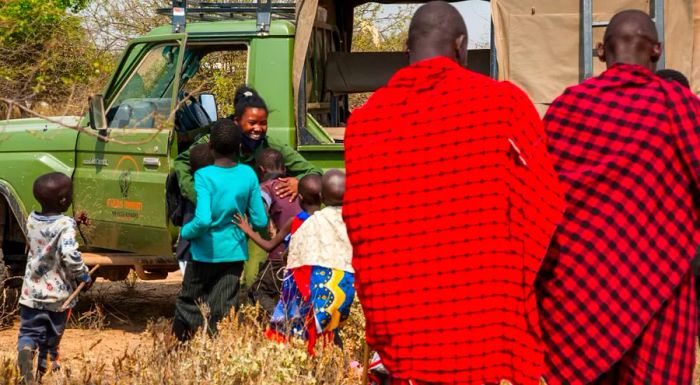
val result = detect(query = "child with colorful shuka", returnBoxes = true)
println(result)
[237,170,355,354]
[172,119,268,342]
[17,172,92,383]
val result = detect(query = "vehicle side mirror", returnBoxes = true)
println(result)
[199,94,218,122]
[89,94,109,140]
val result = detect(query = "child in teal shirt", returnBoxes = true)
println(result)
[172,118,268,341]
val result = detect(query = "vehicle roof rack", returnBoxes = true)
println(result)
[157,0,296,34]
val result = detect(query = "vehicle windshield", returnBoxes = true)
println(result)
[106,44,180,129]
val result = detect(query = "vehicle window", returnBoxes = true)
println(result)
[107,44,180,129]
[182,47,248,118]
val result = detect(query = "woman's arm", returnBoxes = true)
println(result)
[234,215,292,252]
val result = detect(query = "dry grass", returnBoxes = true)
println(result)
[0,291,696,385]
[68,303,108,331]
[0,303,366,385]
[0,286,19,330]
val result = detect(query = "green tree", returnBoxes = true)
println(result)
[82,0,246,117]
[352,3,413,52]
[0,0,113,117]
[349,3,413,109]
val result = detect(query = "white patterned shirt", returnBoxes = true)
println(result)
[20,212,88,311]
[287,206,354,273]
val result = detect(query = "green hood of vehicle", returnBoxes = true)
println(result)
[0,117,81,153]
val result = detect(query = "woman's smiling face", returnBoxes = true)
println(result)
[236,107,268,140]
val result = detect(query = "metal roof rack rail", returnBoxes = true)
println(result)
[157,0,296,34]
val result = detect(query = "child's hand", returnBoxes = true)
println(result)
[75,211,90,226]
[76,273,94,291]
[233,213,254,235]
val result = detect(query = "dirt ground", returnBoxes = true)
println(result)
[0,272,182,374]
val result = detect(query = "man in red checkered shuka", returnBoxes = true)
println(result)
[537,10,699,385]
[343,2,564,384]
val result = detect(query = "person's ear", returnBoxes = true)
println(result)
[454,34,465,54]
[651,42,662,63]
[454,34,468,67]
[596,42,606,62]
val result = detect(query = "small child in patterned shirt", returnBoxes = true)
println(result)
[17,172,91,383]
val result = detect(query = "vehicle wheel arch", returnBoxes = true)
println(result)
[0,180,28,252]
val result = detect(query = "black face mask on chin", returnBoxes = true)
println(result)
[241,133,264,152]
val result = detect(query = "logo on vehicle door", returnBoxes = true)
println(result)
[119,170,131,199]
[106,155,143,220]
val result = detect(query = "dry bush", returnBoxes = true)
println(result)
[0,0,114,118]
[0,286,19,330]
[69,284,110,331]
[30,303,367,385]
[69,303,108,331]
[0,269,21,330]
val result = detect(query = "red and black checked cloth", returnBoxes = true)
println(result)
[538,63,699,384]
[343,56,564,385]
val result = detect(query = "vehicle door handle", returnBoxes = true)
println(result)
[143,157,161,167]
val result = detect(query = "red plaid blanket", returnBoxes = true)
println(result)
[344,56,563,385]
[538,63,700,384]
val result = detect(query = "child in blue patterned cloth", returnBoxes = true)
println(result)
[17,172,91,383]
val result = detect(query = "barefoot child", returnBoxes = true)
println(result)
[17,172,91,383]
[172,119,267,342]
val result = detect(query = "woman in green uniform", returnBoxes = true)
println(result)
[173,87,321,286]
[173,86,322,203]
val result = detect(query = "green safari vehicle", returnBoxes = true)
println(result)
[0,0,494,282]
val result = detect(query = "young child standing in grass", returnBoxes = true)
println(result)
[17,172,91,383]
[172,119,267,342]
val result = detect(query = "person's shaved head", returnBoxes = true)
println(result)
[33,172,73,214]
[321,169,345,207]
[407,1,468,67]
[597,10,661,70]
[298,174,322,208]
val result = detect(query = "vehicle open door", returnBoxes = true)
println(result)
[73,34,187,256]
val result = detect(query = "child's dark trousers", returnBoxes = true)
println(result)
[17,305,69,378]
